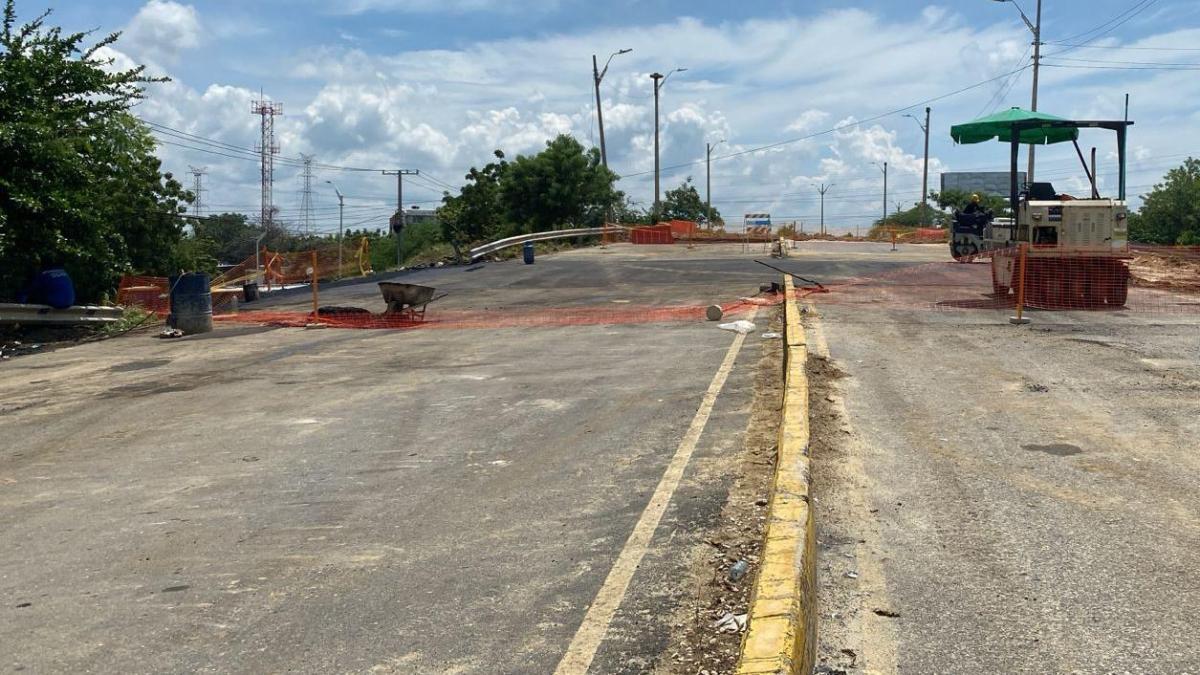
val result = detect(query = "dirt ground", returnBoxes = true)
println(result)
[654,310,783,675]
[1130,250,1200,292]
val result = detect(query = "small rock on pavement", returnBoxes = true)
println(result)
[706,305,724,321]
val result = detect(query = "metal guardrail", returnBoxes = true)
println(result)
[0,303,124,326]
[468,227,625,262]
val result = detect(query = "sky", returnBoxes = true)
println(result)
[34,0,1200,235]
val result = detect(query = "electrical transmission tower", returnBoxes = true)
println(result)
[299,154,315,236]
[251,95,283,227]
[188,166,207,217]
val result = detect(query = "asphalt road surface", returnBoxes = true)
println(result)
[1,243,797,674]
[800,245,1200,674]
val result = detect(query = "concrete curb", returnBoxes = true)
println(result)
[735,276,817,674]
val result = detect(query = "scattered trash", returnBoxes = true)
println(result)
[718,320,757,334]
[157,328,184,339]
[761,331,782,339]
[873,608,901,618]
[759,282,783,294]
[840,648,858,666]
[728,560,750,582]
[754,498,768,506]
[712,612,747,634]
[304,322,328,330]
[844,571,859,579]
[705,305,724,321]
[1026,383,1049,392]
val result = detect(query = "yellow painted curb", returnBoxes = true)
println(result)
[735,275,817,675]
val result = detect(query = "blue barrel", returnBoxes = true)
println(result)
[523,242,535,264]
[168,272,213,335]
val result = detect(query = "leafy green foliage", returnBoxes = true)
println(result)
[499,135,620,232]
[932,188,1008,215]
[656,177,721,224]
[0,0,189,302]
[1129,158,1200,244]
[438,136,623,255]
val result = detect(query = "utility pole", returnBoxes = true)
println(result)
[251,95,282,227]
[903,107,931,224]
[994,0,1041,183]
[299,154,315,236]
[814,183,833,235]
[382,169,419,268]
[706,139,725,229]
[650,67,686,214]
[873,161,888,225]
[592,48,632,169]
[326,181,344,278]
[188,166,207,217]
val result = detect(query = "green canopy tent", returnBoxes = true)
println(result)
[950,107,1079,146]
[947,107,1131,209]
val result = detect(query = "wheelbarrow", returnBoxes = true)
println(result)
[378,282,442,321]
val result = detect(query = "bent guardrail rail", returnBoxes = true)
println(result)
[468,226,626,262]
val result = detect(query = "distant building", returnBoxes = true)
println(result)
[940,171,1027,197]
[404,207,438,225]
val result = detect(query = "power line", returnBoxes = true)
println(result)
[1050,0,1158,46]
[614,63,1033,180]
[1046,42,1200,52]
[1042,62,1200,70]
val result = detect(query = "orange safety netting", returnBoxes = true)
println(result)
[213,296,782,330]
[799,244,1200,313]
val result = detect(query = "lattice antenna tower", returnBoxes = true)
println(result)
[299,154,315,236]
[187,166,207,217]
[251,94,283,227]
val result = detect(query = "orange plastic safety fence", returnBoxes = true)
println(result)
[214,296,781,330]
[804,244,1200,313]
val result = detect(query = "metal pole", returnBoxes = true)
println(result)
[593,55,608,169]
[921,107,931,225]
[383,170,418,268]
[1028,0,1042,184]
[337,193,344,278]
[883,161,888,224]
[706,142,712,227]
[651,73,662,213]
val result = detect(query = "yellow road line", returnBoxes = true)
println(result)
[554,309,757,675]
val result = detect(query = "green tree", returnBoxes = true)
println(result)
[657,177,720,224]
[932,188,1008,215]
[0,1,190,302]
[1129,157,1200,244]
[499,135,620,232]
[438,150,510,256]
[192,213,261,263]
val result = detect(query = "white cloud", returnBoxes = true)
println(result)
[122,1,202,68]
[130,6,1200,233]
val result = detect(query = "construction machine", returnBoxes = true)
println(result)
[948,108,1133,308]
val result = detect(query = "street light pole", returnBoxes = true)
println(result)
[814,183,833,235]
[592,49,632,170]
[650,67,686,215]
[326,181,344,278]
[706,139,725,229]
[873,162,888,225]
[903,107,931,224]
[994,0,1042,183]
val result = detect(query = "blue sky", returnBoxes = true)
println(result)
[35,0,1200,234]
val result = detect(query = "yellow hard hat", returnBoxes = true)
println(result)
[970,193,981,203]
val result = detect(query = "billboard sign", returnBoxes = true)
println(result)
[940,171,1027,197]
[744,213,772,227]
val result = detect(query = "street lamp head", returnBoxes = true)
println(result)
[618,48,633,54]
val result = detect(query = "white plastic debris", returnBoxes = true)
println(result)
[718,320,757,334]
[761,332,782,339]
[713,612,748,634]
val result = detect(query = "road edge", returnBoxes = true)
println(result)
[735,276,817,674]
